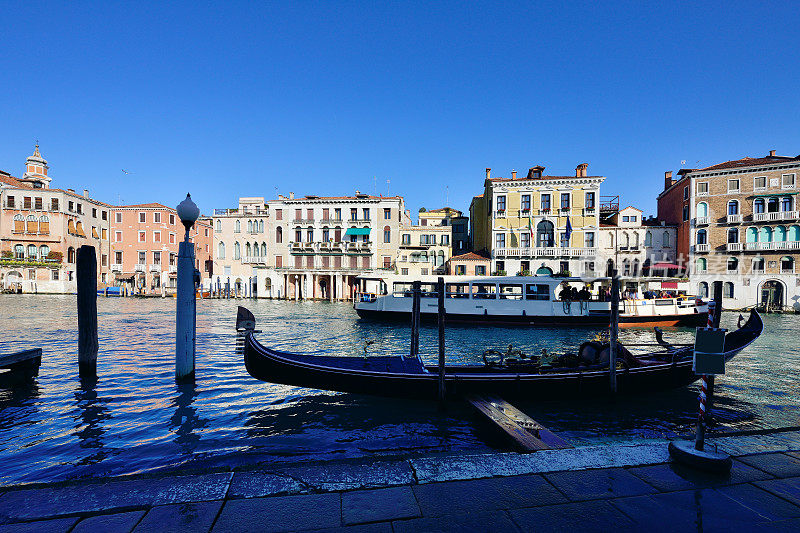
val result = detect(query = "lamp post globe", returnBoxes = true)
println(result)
[177,193,200,239]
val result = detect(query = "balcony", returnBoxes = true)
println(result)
[727,242,743,252]
[695,217,709,226]
[150,264,161,272]
[242,256,267,264]
[695,244,710,253]
[169,265,177,273]
[753,211,799,222]
[292,218,315,224]
[492,247,597,259]
[727,214,742,224]
[111,263,122,272]
[745,241,800,251]
[134,263,146,272]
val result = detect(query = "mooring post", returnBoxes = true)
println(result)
[176,194,200,382]
[609,271,620,393]
[410,280,421,360]
[77,245,99,378]
[437,277,446,405]
[707,280,724,421]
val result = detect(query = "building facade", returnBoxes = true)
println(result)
[418,207,470,254]
[470,164,604,276]
[111,203,213,295]
[658,151,800,310]
[447,251,491,276]
[598,206,677,277]
[0,146,111,293]
[396,223,453,277]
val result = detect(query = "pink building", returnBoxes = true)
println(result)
[111,203,212,294]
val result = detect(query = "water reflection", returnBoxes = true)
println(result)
[169,382,207,454]
[73,377,112,464]
[0,382,40,431]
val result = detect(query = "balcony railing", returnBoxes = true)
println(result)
[289,242,371,254]
[292,218,315,224]
[242,257,267,264]
[727,242,742,252]
[695,244,710,252]
[134,263,146,272]
[727,214,742,224]
[150,264,161,272]
[169,265,177,273]
[753,211,799,222]
[111,263,122,272]
[695,217,709,226]
[745,241,800,251]
[492,247,598,258]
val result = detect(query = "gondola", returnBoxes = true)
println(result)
[238,307,763,400]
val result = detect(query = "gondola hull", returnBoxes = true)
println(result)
[242,310,762,400]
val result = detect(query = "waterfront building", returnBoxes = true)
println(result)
[470,164,605,276]
[447,251,491,276]
[0,146,111,293]
[111,203,213,295]
[418,207,470,254]
[657,150,800,310]
[210,197,269,297]
[258,192,409,300]
[598,206,678,278]
[396,217,453,277]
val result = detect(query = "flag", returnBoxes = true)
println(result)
[564,217,573,247]
[528,215,534,242]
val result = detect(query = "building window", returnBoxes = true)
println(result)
[476,265,486,276]
[584,232,595,248]
[728,179,740,192]
[697,182,709,196]
[495,233,506,248]
[402,233,411,245]
[727,257,738,272]
[115,251,123,263]
[560,232,570,248]
[683,187,689,200]
[754,198,765,213]
[495,261,505,274]
[781,197,793,212]
[153,212,160,223]
[698,282,709,298]
[216,220,222,232]
[153,231,161,243]
[521,195,531,211]
[560,193,570,210]
[781,256,794,273]
[295,228,302,242]
[696,229,708,244]
[6,195,14,208]
[115,231,122,242]
[170,214,175,225]
[782,174,796,189]
[234,242,241,260]
[727,228,738,243]
[235,220,241,232]
[169,233,175,244]
[350,208,357,221]
[307,228,314,242]
[663,232,671,247]
[536,220,555,247]
[138,231,146,242]
[139,212,146,223]
[728,200,739,215]
[585,192,595,209]
[754,176,767,190]
[441,234,449,246]
[401,268,408,275]
[52,269,59,280]
[276,227,283,243]
[456,265,466,275]
[383,226,391,243]
[496,196,506,212]
[520,232,530,248]
[644,231,652,246]
[153,251,161,265]
[682,205,689,221]
[724,282,734,298]
[541,194,551,212]
[384,208,391,220]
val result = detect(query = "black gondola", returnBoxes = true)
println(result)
[238,307,763,400]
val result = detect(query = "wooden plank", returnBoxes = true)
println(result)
[0,348,42,368]
[482,395,573,449]
[467,395,551,452]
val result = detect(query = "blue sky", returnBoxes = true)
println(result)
[1,1,799,218]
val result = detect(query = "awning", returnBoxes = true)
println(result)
[652,262,681,269]
[345,228,371,236]
[115,272,136,280]
[751,192,799,198]
[661,281,678,289]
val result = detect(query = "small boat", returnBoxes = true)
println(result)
[353,274,708,328]
[238,307,763,400]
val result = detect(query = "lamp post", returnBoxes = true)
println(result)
[176,193,200,381]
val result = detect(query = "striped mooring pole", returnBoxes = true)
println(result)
[694,299,716,450]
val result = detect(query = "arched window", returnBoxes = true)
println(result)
[623,259,631,276]
[746,227,758,243]
[663,231,671,247]
[632,259,640,276]
[247,220,253,233]
[252,242,260,258]
[633,233,640,248]
[759,227,772,243]
[216,220,222,232]
[218,242,225,259]
[322,227,330,242]
[727,257,738,272]
[234,242,241,260]
[27,244,37,260]
[754,198,765,213]
[437,250,445,267]
[607,233,614,248]
[753,257,765,272]
[728,200,739,215]
[790,225,800,241]
[259,220,264,233]
[781,256,794,273]
[261,243,267,256]
[775,226,787,242]
[39,245,50,260]
[276,227,283,243]
[699,282,708,298]
[26,214,38,233]
[724,282,734,298]
[781,197,793,212]
[67,247,76,263]
[13,214,24,233]
[696,229,707,244]
[383,225,391,244]
[696,258,707,272]
[727,228,738,243]
[245,242,251,257]
[622,232,630,248]
[235,220,241,233]
[14,244,24,259]
[39,215,50,235]
[644,231,652,247]
[697,202,708,217]
[536,220,554,247]
[768,198,779,213]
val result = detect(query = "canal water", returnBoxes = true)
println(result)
[0,295,797,486]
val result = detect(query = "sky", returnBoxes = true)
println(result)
[1,1,799,218]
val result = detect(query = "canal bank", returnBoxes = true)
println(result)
[0,429,799,531]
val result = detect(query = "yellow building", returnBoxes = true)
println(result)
[470,164,605,275]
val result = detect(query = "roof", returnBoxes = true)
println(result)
[280,195,403,201]
[116,203,174,210]
[0,172,28,188]
[450,251,490,261]
[489,175,603,183]
[424,207,461,214]
[698,154,800,172]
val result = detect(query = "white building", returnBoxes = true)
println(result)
[598,206,678,277]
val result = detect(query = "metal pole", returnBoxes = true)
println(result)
[410,280,421,360]
[437,277,446,405]
[176,233,196,381]
[77,245,98,379]
[609,271,619,393]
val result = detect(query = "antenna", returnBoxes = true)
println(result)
[445,185,449,207]
[373,176,377,195]
[386,179,390,196]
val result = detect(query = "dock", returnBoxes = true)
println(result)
[0,348,42,384]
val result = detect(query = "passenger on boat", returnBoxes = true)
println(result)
[559,284,572,301]
[577,287,591,301]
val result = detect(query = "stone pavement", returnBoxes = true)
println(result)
[1,432,799,532]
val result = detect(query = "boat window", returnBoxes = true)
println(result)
[525,284,550,300]
[499,284,523,300]
[393,282,413,297]
[471,283,496,299]
[446,283,469,298]
[654,299,675,306]
[420,283,438,298]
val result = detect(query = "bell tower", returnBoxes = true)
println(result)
[21,144,51,189]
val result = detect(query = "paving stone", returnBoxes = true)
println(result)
[544,467,657,501]
[299,523,392,533]
[341,486,420,525]
[717,483,800,521]
[228,472,306,499]
[610,489,770,532]
[738,452,800,477]
[755,476,800,507]
[134,501,222,532]
[0,517,79,533]
[72,510,146,533]
[626,459,771,492]
[509,500,634,533]
[277,459,414,492]
[392,510,518,533]
[412,474,566,517]
[212,493,341,533]
[0,473,231,524]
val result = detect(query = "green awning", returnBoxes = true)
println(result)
[751,192,799,198]
[345,227,371,236]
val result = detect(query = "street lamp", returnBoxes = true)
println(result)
[177,193,200,241]
[176,193,199,381]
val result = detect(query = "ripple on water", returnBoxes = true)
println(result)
[0,294,797,485]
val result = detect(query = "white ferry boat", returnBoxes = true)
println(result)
[354,274,708,328]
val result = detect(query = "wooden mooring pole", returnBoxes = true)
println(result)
[437,277,446,406]
[410,280,421,360]
[609,271,620,393]
[77,245,98,378]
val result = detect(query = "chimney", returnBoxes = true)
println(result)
[664,171,673,190]
[511,169,517,180]
[485,168,491,180]
[576,163,588,177]
[83,189,89,198]
[67,188,75,193]
[289,192,294,199]
[769,149,776,157]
